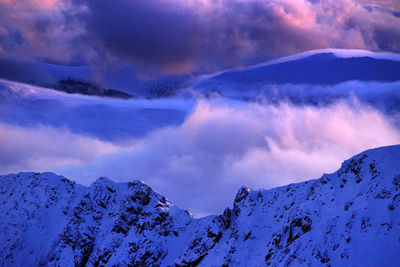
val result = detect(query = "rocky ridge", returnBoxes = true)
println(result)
[0,145,399,266]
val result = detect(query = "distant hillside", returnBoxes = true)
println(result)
[55,79,133,99]
[198,53,400,89]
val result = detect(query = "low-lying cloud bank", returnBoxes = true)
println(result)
[205,81,400,114]
[59,99,400,215]
[0,123,118,174]
[1,98,396,216]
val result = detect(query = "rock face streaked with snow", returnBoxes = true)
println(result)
[1,145,400,266]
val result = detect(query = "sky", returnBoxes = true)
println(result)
[0,0,400,216]
[0,0,400,78]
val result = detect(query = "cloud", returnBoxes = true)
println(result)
[247,81,400,113]
[357,0,400,10]
[0,123,118,174]
[54,98,400,216]
[78,0,400,75]
[0,0,88,63]
[1,0,400,77]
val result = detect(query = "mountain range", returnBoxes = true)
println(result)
[1,145,399,266]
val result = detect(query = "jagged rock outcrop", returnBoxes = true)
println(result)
[1,145,400,266]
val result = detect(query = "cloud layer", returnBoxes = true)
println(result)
[61,99,399,215]
[0,123,118,174]
[0,98,395,216]
[1,78,400,215]
[0,0,400,76]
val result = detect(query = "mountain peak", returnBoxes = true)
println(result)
[91,176,116,189]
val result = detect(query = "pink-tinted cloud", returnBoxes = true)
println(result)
[55,98,400,215]
[1,0,64,9]
[0,0,87,63]
[0,123,118,174]
[0,92,399,215]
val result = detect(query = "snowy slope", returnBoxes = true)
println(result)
[0,59,189,97]
[0,79,192,141]
[195,49,400,86]
[195,53,400,97]
[191,50,400,111]
[1,145,399,266]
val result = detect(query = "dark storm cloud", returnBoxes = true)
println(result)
[82,0,328,74]
[81,0,400,75]
[84,0,199,73]
[0,0,400,76]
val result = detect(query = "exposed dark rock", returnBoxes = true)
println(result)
[55,79,133,99]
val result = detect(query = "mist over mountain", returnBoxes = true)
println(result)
[0,48,399,265]
[1,49,400,215]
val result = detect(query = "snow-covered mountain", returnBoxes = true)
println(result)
[190,49,400,112]
[1,145,399,266]
[196,49,400,88]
